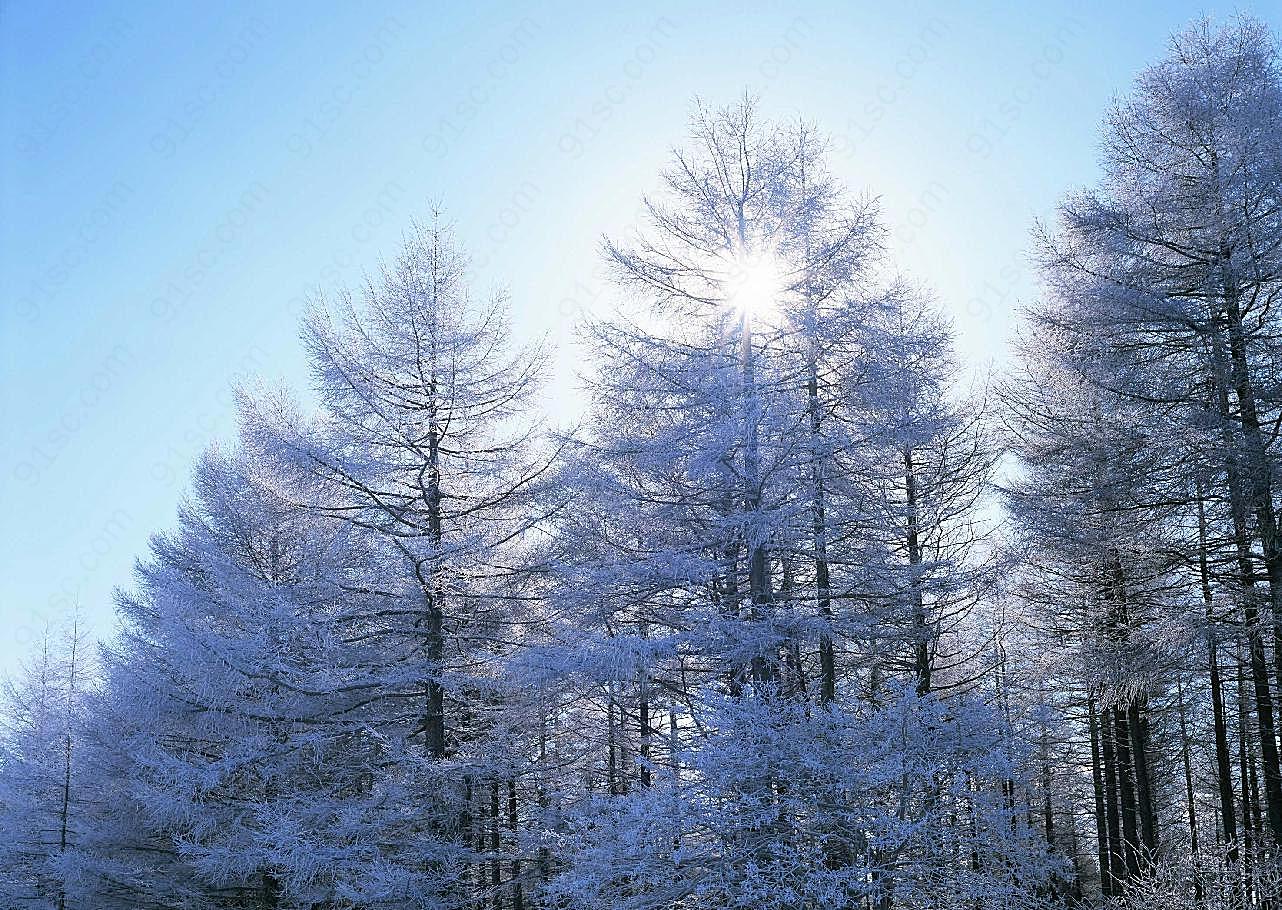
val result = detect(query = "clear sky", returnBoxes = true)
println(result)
[3,0,1277,677]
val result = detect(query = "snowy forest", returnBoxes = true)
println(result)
[5,15,1282,910]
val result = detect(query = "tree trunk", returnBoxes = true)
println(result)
[1129,697,1159,854]
[1089,694,1115,898]
[1220,261,1282,680]
[1176,676,1203,903]
[1111,704,1143,877]
[490,780,501,910]
[807,359,836,704]
[904,447,929,695]
[1213,358,1282,842]
[507,778,522,910]
[424,395,447,760]
[1238,646,1258,905]
[1101,705,1126,887]
[56,622,78,910]
[1200,487,1241,864]
[638,659,652,789]
[1040,710,1054,852]
[738,300,772,688]
[607,684,619,796]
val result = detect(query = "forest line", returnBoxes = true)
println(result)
[3,14,1282,910]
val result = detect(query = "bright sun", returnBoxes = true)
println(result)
[726,249,785,322]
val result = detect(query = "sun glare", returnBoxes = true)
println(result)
[727,249,785,322]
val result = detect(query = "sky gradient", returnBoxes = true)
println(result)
[4,0,1277,678]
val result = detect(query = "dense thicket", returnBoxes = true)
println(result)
[4,15,1281,910]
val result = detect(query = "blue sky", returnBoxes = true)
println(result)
[3,0,1276,677]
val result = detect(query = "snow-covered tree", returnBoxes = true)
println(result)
[243,215,557,908]
[540,95,1053,910]
[0,617,90,910]
[8,18,1280,908]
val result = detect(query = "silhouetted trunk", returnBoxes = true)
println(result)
[1101,706,1126,887]
[1112,704,1143,876]
[538,713,552,888]
[507,778,522,910]
[1177,677,1203,903]
[1200,487,1240,863]
[807,359,836,704]
[1042,723,1055,851]
[56,624,79,910]
[738,299,772,688]
[423,409,447,760]
[475,779,488,910]
[1089,694,1114,898]
[490,780,501,910]
[607,684,619,796]
[1130,697,1158,853]
[461,776,475,906]
[638,666,652,789]
[1220,261,1282,690]
[1213,332,1282,841]
[1238,647,1257,903]
[904,447,929,694]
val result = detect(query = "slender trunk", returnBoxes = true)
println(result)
[797,149,835,706]
[424,358,447,760]
[1089,694,1114,898]
[1221,263,1282,685]
[1200,487,1241,862]
[607,684,619,796]
[1214,358,1282,842]
[1238,541,1282,842]
[1235,648,1256,907]
[507,778,522,910]
[537,697,551,889]
[737,296,771,686]
[1041,719,1055,851]
[424,600,446,759]
[56,624,78,910]
[1130,696,1159,853]
[638,658,652,789]
[1101,705,1126,887]
[1177,676,1204,902]
[904,447,929,695]
[462,775,475,904]
[1067,808,1085,903]
[1112,704,1143,876]
[808,358,836,704]
[669,709,682,853]
[490,780,501,910]
[474,779,487,910]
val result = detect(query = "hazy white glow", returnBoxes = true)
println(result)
[727,249,785,322]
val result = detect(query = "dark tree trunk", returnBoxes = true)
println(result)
[1130,697,1159,854]
[491,780,501,910]
[1176,677,1204,903]
[1213,332,1282,841]
[1101,706,1126,887]
[1042,731,1055,852]
[638,665,652,789]
[1221,267,1282,686]
[507,778,522,910]
[1089,694,1115,898]
[808,362,836,704]
[1112,704,1143,877]
[607,686,619,796]
[1238,645,1258,905]
[904,448,929,695]
[1200,488,1241,864]
[424,409,447,761]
